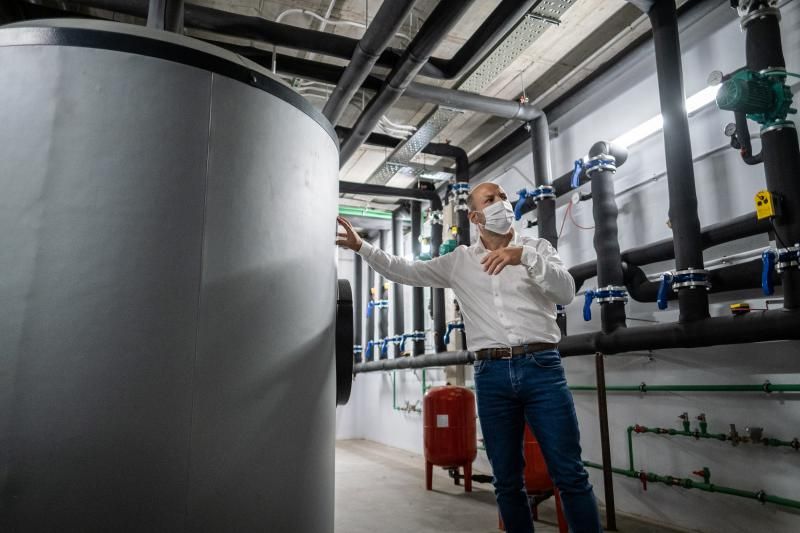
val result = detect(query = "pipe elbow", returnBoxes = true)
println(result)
[588,141,629,167]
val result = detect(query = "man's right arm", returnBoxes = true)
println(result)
[357,241,456,289]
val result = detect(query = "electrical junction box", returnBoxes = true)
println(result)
[755,190,776,220]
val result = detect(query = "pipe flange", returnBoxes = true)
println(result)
[532,185,556,203]
[427,210,444,225]
[584,154,617,176]
[775,245,800,273]
[594,285,628,304]
[740,5,781,30]
[671,268,711,291]
[761,120,796,135]
[556,304,566,316]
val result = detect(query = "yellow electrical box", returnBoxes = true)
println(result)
[755,190,776,220]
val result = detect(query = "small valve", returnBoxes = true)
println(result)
[692,467,711,484]
[697,413,708,435]
[729,424,741,446]
[679,412,691,432]
[746,427,764,443]
[638,471,648,491]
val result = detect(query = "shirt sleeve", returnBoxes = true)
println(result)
[357,241,457,289]
[520,238,576,305]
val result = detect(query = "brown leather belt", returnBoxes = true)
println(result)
[475,342,558,360]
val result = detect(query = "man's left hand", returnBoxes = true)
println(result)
[481,246,523,275]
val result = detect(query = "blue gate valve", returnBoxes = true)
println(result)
[380,336,403,356]
[365,339,375,357]
[514,189,531,221]
[657,273,674,310]
[583,290,596,321]
[762,249,776,296]
[571,159,585,189]
[400,331,425,351]
[366,299,389,317]
[443,322,465,345]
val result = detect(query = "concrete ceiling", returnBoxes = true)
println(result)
[19,0,662,203]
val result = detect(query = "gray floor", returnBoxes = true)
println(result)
[335,440,688,533]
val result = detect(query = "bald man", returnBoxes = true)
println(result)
[337,182,602,533]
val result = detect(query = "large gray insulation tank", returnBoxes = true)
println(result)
[0,19,339,533]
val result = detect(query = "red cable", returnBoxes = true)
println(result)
[569,202,595,230]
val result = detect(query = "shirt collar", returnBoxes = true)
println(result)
[472,229,519,253]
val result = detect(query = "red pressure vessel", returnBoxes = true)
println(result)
[423,386,477,491]
[523,426,551,492]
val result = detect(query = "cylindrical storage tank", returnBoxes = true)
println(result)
[423,386,476,490]
[0,19,339,533]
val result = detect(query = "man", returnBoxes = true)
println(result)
[336,182,602,533]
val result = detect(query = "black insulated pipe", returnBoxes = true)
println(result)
[411,202,425,355]
[391,209,406,344]
[530,117,557,247]
[365,247,376,362]
[589,141,629,333]
[339,0,476,165]
[339,181,443,211]
[378,230,389,358]
[354,254,363,358]
[643,0,709,322]
[353,309,800,371]
[146,0,183,32]
[322,0,416,125]
[569,212,770,290]
[743,6,800,309]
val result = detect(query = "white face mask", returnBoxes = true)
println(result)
[480,199,514,235]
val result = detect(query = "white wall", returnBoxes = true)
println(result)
[337,2,800,531]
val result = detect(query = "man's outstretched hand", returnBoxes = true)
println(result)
[481,246,523,275]
[336,216,363,252]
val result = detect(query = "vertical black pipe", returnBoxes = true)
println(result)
[743,8,800,309]
[431,215,446,353]
[365,245,376,362]
[147,0,184,32]
[354,254,363,363]
[595,353,617,531]
[392,209,406,344]
[589,142,628,333]
[378,230,389,358]
[411,202,425,355]
[648,0,709,321]
[530,116,558,248]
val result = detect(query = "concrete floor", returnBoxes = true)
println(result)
[335,440,689,533]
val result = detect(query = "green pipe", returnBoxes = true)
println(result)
[569,383,800,393]
[582,462,800,510]
[632,424,799,449]
[338,205,394,220]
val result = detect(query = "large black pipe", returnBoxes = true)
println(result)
[530,117,557,247]
[391,209,406,344]
[146,0,183,32]
[339,181,443,211]
[589,142,629,333]
[623,258,780,303]
[365,246,376,362]
[378,230,389,358]
[354,254,363,361]
[641,0,708,322]
[570,212,770,290]
[339,0,476,164]
[322,0,416,125]
[743,6,800,309]
[411,201,425,355]
[353,309,800,371]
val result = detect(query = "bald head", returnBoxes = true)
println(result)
[467,182,507,212]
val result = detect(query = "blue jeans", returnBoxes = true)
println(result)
[474,349,602,533]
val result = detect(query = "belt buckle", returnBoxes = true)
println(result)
[496,347,513,360]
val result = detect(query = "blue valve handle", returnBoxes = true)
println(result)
[571,159,584,189]
[583,290,595,321]
[380,338,389,356]
[657,273,673,310]
[366,300,374,317]
[514,189,529,221]
[365,340,375,355]
[762,249,776,296]
[443,323,465,345]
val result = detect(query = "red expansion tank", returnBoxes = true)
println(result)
[423,386,477,491]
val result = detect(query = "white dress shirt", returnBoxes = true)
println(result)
[356,232,575,351]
